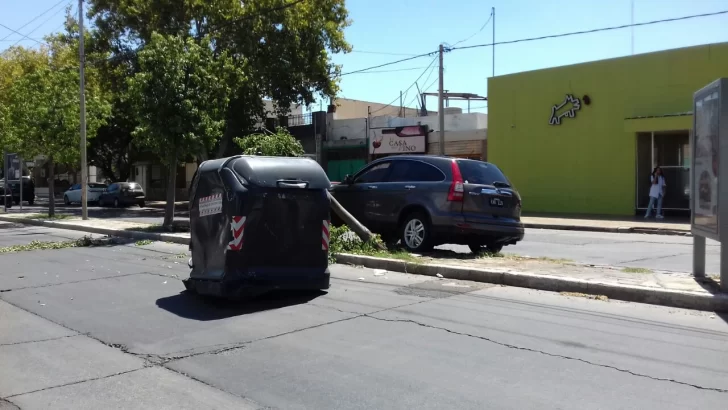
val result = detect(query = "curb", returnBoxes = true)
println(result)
[0,216,190,246]
[335,253,728,313]
[523,223,691,237]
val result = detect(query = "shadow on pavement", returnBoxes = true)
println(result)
[694,277,723,295]
[156,289,326,321]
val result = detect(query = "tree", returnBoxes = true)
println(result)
[128,33,233,227]
[2,39,111,217]
[87,0,352,158]
[0,47,49,150]
[234,127,305,156]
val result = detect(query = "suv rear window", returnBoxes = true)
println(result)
[457,160,509,186]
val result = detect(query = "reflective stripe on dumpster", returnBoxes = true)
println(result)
[227,216,246,251]
[322,220,330,251]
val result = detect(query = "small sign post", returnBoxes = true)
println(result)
[691,78,728,291]
[2,150,6,213]
[19,156,23,211]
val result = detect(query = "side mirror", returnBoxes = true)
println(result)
[343,174,353,184]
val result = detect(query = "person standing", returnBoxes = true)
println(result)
[645,166,666,219]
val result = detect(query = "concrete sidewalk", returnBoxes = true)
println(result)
[0,213,722,312]
[522,215,690,235]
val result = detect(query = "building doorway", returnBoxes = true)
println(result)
[636,130,690,213]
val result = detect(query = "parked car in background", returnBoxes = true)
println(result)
[3,176,34,205]
[63,183,108,205]
[99,182,146,208]
[330,155,524,254]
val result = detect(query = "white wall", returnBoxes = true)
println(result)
[329,113,488,143]
[328,118,367,141]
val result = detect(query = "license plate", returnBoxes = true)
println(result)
[490,197,504,207]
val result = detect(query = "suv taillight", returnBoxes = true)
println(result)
[448,160,464,202]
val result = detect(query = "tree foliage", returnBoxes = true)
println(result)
[128,33,234,226]
[128,33,233,164]
[87,0,351,157]
[234,127,305,157]
[1,36,111,216]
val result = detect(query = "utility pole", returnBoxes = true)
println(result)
[399,91,403,117]
[438,44,445,156]
[492,7,495,77]
[79,0,88,220]
[366,106,372,162]
[630,0,635,55]
[2,151,6,213]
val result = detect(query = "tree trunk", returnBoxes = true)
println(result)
[47,156,55,218]
[216,125,236,158]
[163,151,178,229]
[327,191,384,249]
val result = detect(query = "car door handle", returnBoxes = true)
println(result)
[405,185,416,190]
[368,185,378,189]
[469,191,480,196]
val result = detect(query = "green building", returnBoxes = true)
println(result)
[487,42,728,216]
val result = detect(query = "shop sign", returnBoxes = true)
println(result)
[369,125,428,154]
[549,94,582,125]
[691,80,723,240]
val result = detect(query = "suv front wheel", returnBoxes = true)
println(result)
[400,211,433,253]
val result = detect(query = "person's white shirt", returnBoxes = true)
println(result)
[649,175,665,198]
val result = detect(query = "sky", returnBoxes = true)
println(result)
[2,0,727,114]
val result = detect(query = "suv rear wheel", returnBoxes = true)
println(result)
[468,243,503,255]
[400,211,433,253]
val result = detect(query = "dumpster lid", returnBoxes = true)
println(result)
[231,156,331,189]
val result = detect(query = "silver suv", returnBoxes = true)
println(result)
[330,155,524,253]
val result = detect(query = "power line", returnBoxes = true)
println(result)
[8,2,70,48]
[451,9,494,47]
[0,23,46,45]
[350,50,420,57]
[348,66,429,74]
[370,55,438,115]
[0,38,45,42]
[0,0,67,41]
[341,51,438,76]
[338,9,728,78]
[405,63,437,107]
[451,9,728,51]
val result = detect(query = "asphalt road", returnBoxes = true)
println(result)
[0,224,727,409]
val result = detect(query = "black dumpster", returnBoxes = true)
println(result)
[184,155,332,299]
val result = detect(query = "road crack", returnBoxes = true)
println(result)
[4,368,145,399]
[618,253,686,265]
[0,334,79,347]
[362,315,728,394]
[160,299,433,363]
